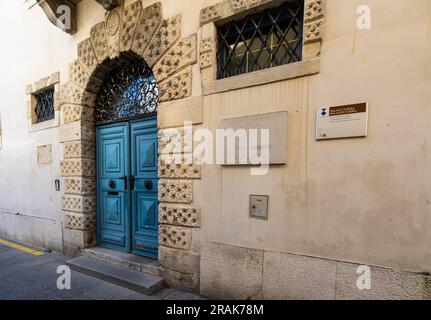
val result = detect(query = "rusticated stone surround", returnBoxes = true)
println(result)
[25,72,61,130]
[57,0,202,291]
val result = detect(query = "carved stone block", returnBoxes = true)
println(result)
[62,104,94,124]
[200,38,213,54]
[200,52,212,69]
[120,0,142,52]
[78,38,98,75]
[132,2,163,56]
[153,34,197,82]
[105,7,122,59]
[159,158,201,179]
[59,82,96,107]
[158,128,192,154]
[231,0,247,12]
[159,204,201,227]
[143,15,181,67]
[69,60,90,89]
[62,195,96,213]
[200,4,223,26]
[65,212,96,231]
[64,177,96,195]
[60,159,96,177]
[231,0,264,12]
[304,19,324,44]
[159,179,193,203]
[90,22,109,63]
[64,141,96,159]
[159,225,192,250]
[159,67,192,102]
[305,0,325,23]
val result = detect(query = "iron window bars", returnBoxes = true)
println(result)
[34,87,55,123]
[217,0,304,79]
[95,59,159,125]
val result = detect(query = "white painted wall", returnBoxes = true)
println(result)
[0,0,105,251]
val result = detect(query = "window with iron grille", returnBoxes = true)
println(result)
[217,1,304,79]
[34,87,55,123]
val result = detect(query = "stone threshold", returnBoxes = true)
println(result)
[66,256,164,296]
[81,247,161,277]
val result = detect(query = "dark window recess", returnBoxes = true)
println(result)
[95,59,159,125]
[217,1,304,79]
[34,87,55,123]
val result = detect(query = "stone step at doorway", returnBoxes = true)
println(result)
[81,247,161,276]
[66,256,164,296]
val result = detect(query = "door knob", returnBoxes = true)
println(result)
[108,179,116,189]
[144,180,153,190]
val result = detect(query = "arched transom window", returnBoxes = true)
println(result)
[95,59,159,124]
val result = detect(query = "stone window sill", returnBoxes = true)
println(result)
[28,111,60,133]
[202,58,320,96]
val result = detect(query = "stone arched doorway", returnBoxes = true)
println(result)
[94,53,160,259]
[59,1,198,261]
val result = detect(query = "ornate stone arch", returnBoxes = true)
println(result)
[59,1,199,262]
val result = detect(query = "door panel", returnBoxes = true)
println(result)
[97,123,130,252]
[130,118,159,259]
[97,118,158,259]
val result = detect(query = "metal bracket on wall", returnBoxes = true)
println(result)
[37,0,77,35]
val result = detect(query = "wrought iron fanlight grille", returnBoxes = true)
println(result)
[95,60,159,124]
[34,87,55,123]
[217,1,304,79]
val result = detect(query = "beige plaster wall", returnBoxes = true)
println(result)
[199,0,431,275]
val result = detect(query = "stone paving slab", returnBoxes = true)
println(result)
[0,242,203,300]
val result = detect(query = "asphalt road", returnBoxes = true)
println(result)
[0,241,201,300]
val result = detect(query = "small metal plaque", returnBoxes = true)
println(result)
[316,102,368,140]
[249,195,269,220]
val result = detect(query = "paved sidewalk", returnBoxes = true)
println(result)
[0,242,202,300]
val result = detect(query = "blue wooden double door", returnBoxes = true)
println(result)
[96,117,158,259]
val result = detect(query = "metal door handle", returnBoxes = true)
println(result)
[130,175,135,191]
[120,176,127,191]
